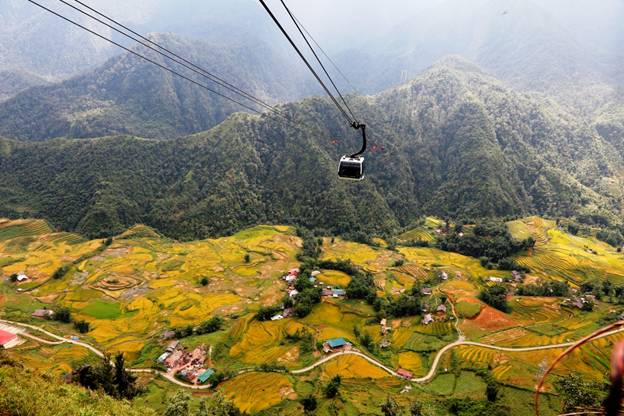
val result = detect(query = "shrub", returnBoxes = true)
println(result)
[74,320,90,334]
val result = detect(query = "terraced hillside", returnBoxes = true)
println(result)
[1,217,623,415]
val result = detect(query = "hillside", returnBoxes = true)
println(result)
[0,364,155,416]
[1,217,624,415]
[0,59,622,239]
[0,33,308,140]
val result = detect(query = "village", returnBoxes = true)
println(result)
[156,340,214,385]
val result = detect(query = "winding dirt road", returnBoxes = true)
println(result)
[3,318,623,387]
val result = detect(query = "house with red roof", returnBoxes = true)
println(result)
[0,329,19,349]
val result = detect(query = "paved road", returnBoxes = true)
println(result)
[3,318,624,387]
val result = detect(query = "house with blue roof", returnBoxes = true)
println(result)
[323,337,350,353]
[198,368,215,384]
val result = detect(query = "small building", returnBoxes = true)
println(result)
[166,340,180,353]
[511,271,523,283]
[284,275,297,283]
[161,330,176,340]
[332,288,346,297]
[379,340,391,349]
[397,368,413,380]
[308,276,316,283]
[436,304,447,313]
[439,271,448,280]
[271,314,284,321]
[489,277,504,283]
[321,289,333,297]
[289,268,300,277]
[289,289,299,297]
[283,308,294,318]
[421,287,433,296]
[198,369,215,384]
[32,309,55,319]
[157,352,170,364]
[323,337,349,353]
[0,330,19,349]
[422,314,434,325]
[16,273,29,282]
[311,270,321,277]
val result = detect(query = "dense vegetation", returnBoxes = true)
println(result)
[438,221,535,266]
[1,61,623,240]
[71,353,141,400]
[479,285,510,313]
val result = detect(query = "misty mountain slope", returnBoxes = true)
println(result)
[0,0,118,78]
[0,59,621,239]
[0,69,48,102]
[0,33,308,140]
[334,0,621,100]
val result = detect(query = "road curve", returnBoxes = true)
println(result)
[3,319,624,387]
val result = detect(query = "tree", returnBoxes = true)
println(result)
[198,392,240,416]
[197,316,223,334]
[479,285,509,313]
[486,379,499,402]
[54,307,72,323]
[165,391,190,416]
[324,375,341,398]
[381,395,401,416]
[200,277,209,286]
[244,254,250,263]
[410,401,424,416]
[555,374,606,413]
[73,320,90,333]
[300,395,317,413]
[9,274,18,283]
[113,353,139,399]
[95,354,116,397]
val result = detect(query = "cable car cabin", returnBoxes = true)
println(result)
[338,155,364,181]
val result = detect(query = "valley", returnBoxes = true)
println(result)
[1,216,624,415]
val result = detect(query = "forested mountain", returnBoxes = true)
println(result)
[0,59,622,239]
[0,33,309,140]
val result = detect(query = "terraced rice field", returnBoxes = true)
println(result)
[229,319,305,366]
[0,219,101,283]
[317,270,351,287]
[220,372,294,413]
[511,219,624,284]
[320,355,389,379]
[398,247,494,280]
[321,238,399,273]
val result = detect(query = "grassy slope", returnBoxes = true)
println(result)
[0,364,156,416]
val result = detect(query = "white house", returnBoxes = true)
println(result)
[271,314,284,321]
[489,277,504,283]
[16,273,29,282]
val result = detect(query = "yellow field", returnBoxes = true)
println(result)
[398,351,424,375]
[510,217,624,284]
[398,247,494,280]
[317,270,351,287]
[321,355,389,379]
[229,319,305,365]
[321,238,399,273]
[0,219,303,357]
[220,372,294,413]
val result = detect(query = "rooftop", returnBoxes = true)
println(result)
[0,329,17,345]
[326,337,347,348]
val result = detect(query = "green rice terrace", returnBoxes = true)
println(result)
[1,216,624,415]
